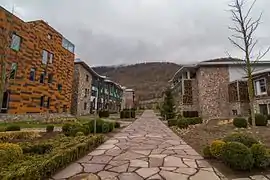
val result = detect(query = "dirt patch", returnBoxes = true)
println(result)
[174,120,270,179]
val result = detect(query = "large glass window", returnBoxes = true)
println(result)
[62,38,75,53]
[10,34,21,51]
[42,50,53,64]
[9,63,17,79]
[29,68,36,81]
[254,78,266,95]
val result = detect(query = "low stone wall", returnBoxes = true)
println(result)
[0,113,75,122]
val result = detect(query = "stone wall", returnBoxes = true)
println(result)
[229,102,250,117]
[180,79,199,113]
[0,7,74,114]
[0,113,74,122]
[197,66,230,119]
[71,64,92,116]
[254,98,270,114]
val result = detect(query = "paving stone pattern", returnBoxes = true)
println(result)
[52,110,227,180]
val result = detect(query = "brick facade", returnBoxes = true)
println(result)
[0,7,74,114]
[197,66,230,119]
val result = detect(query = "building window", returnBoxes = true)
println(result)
[259,104,268,115]
[40,72,45,83]
[9,63,17,79]
[58,84,62,92]
[62,38,75,53]
[47,34,52,40]
[85,89,88,97]
[29,68,36,81]
[254,78,266,95]
[10,34,21,51]
[40,96,45,107]
[48,74,53,83]
[47,97,51,108]
[86,75,89,82]
[84,102,87,110]
[42,50,53,64]
[63,105,67,112]
[232,110,238,116]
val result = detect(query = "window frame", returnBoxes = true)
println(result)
[48,73,53,83]
[254,78,267,96]
[29,68,36,81]
[40,96,45,107]
[58,84,63,92]
[10,33,21,51]
[40,72,45,83]
[9,63,17,79]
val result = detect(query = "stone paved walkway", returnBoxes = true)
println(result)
[52,110,226,180]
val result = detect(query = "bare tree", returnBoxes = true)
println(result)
[228,0,270,126]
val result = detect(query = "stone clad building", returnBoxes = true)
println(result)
[71,59,124,116]
[0,6,75,114]
[171,58,270,119]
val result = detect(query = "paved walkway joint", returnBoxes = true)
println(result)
[53,110,226,180]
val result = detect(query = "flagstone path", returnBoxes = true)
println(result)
[52,110,227,180]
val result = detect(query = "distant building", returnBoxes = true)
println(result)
[71,59,123,116]
[0,6,75,114]
[170,58,270,119]
[122,88,135,109]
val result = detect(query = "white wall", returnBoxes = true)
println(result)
[229,65,270,82]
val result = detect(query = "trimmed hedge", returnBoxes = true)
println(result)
[222,142,254,170]
[177,119,189,129]
[0,131,40,142]
[248,114,268,126]
[0,143,23,165]
[0,135,105,179]
[114,122,121,128]
[233,117,247,128]
[99,111,110,118]
[250,144,270,168]
[223,132,258,148]
[5,125,21,132]
[120,109,135,119]
[46,125,54,133]
[202,145,212,159]
[21,143,53,155]
[168,119,178,127]
[210,140,226,159]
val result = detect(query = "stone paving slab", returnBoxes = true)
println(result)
[52,110,227,180]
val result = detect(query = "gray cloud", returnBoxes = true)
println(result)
[1,0,270,66]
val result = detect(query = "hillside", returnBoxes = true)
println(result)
[93,62,181,101]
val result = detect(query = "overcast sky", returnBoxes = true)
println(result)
[1,0,270,66]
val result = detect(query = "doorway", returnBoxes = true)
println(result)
[1,91,10,113]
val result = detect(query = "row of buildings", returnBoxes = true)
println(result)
[0,6,135,116]
[170,58,270,120]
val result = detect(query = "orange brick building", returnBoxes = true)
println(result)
[0,6,75,114]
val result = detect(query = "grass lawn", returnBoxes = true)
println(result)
[173,119,270,179]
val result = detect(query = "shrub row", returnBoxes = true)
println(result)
[0,143,23,165]
[203,132,270,170]
[62,119,119,136]
[120,109,135,119]
[99,110,110,118]
[233,114,268,128]
[0,131,40,142]
[0,135,105,179]
[168,117,203,128]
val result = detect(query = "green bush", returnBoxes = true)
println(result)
[115,122,121,128]
[210,140,226,159]
[21,143,53,154]
[46,125,54,133]
[223,132,258,148]
[0,143,23,164]
[203,145,212,159]
[99,111,110,118]
[0,131,40,142]
[102,123,109,133]
[76,132,85,137]
[5,125,21,131]
[221,142,254,170]
[62,123,85,136]
[233,117,247,128]
[251,144,270,168]
[0,135,105,179]
[120,109,136,119]
[0,127,6,132]
[187,117,203,125]
[177,119,189,129]
[248,114,268,126]
[108,121,115,132]
[168,119,178,127]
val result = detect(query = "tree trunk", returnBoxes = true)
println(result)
[247,72,255,126]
